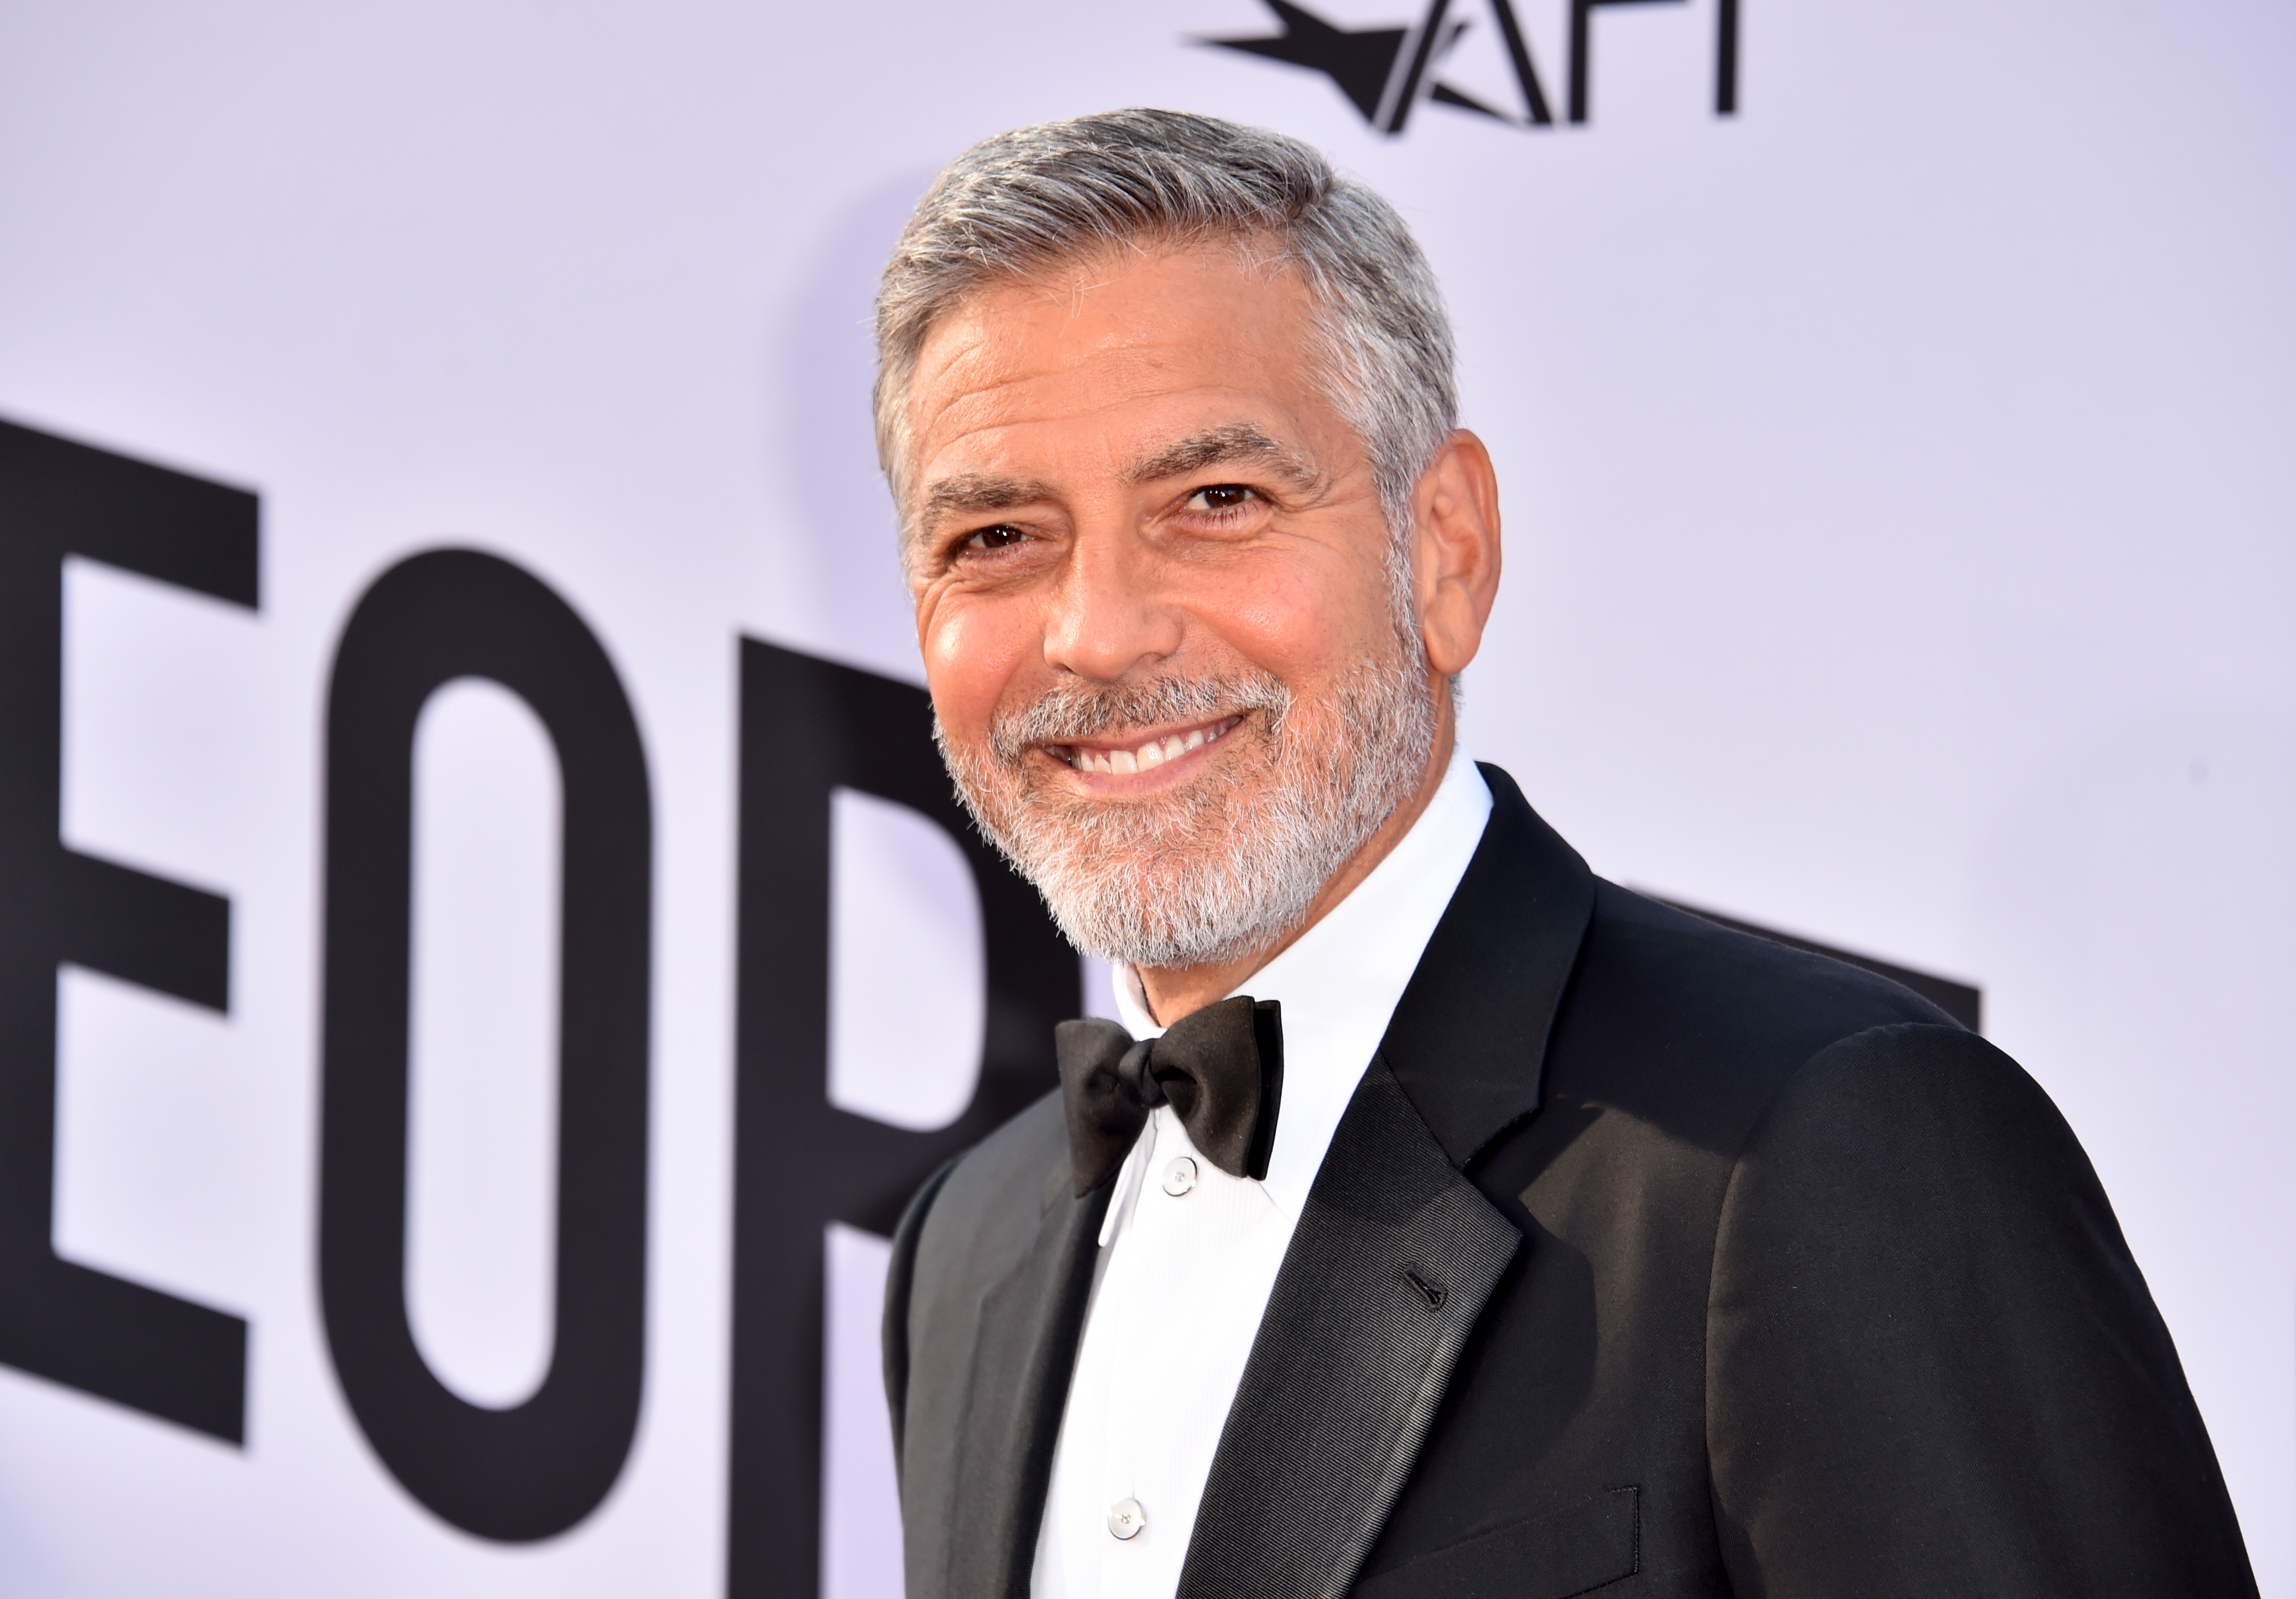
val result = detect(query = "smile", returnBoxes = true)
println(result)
[1049,716,1243,775]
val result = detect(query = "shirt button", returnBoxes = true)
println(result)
[1108,1498,1146,1540]
[1161,1157,1198,1197]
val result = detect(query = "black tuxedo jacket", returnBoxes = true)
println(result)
[882,767,2255,1598]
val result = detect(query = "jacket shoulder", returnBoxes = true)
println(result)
[1497,881,1969,1289]
[1584,881,1958,1040]
[1541,882,1960,1151]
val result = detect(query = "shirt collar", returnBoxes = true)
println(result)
[1112,744,1494,1216]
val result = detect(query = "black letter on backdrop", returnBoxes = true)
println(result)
[1567,0,1684,123]
[727,640,1079,1599]
[1382,0,1453,134]
[320,549,651,1540]
[0,418,254,1441]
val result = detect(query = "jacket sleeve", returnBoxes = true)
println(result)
[881,1154,961,1479]
[1706,1021,2256,1597]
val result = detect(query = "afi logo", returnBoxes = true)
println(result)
[1204,0,1740,134]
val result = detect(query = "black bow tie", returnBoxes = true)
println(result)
[1055,996,1285,1198]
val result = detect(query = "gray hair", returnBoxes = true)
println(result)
[873,108,1459,559]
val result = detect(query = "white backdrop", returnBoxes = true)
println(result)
[1,0,2290,1593]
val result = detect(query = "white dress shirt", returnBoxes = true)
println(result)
[1031,744,1494,1599]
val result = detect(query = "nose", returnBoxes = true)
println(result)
[1041,527,1181,683]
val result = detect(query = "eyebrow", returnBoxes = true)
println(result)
[1121,424,1321,493]
[915,472,1057,543]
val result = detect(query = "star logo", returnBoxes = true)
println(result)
[1200,0,1740,134]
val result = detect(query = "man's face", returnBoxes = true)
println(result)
[902,245,1440,969]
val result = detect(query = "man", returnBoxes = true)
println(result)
[874,108,2255,1598]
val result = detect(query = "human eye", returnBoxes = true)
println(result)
[1183,484,1257,516]
[957,523,1030,554]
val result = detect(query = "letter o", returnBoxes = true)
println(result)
[319,549,651,1541]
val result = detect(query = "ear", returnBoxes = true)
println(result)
[1409,430,1503,676]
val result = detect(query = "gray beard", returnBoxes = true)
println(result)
[936,638,1440,970]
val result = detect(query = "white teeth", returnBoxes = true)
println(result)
[1068,716,1240,775]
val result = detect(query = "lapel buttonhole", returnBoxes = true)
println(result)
[1403,1269,1447,1309]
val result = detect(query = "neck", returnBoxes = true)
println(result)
[1134,688,1456,1025]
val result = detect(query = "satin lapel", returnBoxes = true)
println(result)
[1176,1063,1521,1599]
[1381,764,1596,1166]
[1175,765,1594,1597]
[943,1163,1110,1599]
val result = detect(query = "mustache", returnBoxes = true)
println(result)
[987,669,1293,765]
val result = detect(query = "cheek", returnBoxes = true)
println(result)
[1198,549,1392,686]
[920,593,1035,737]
